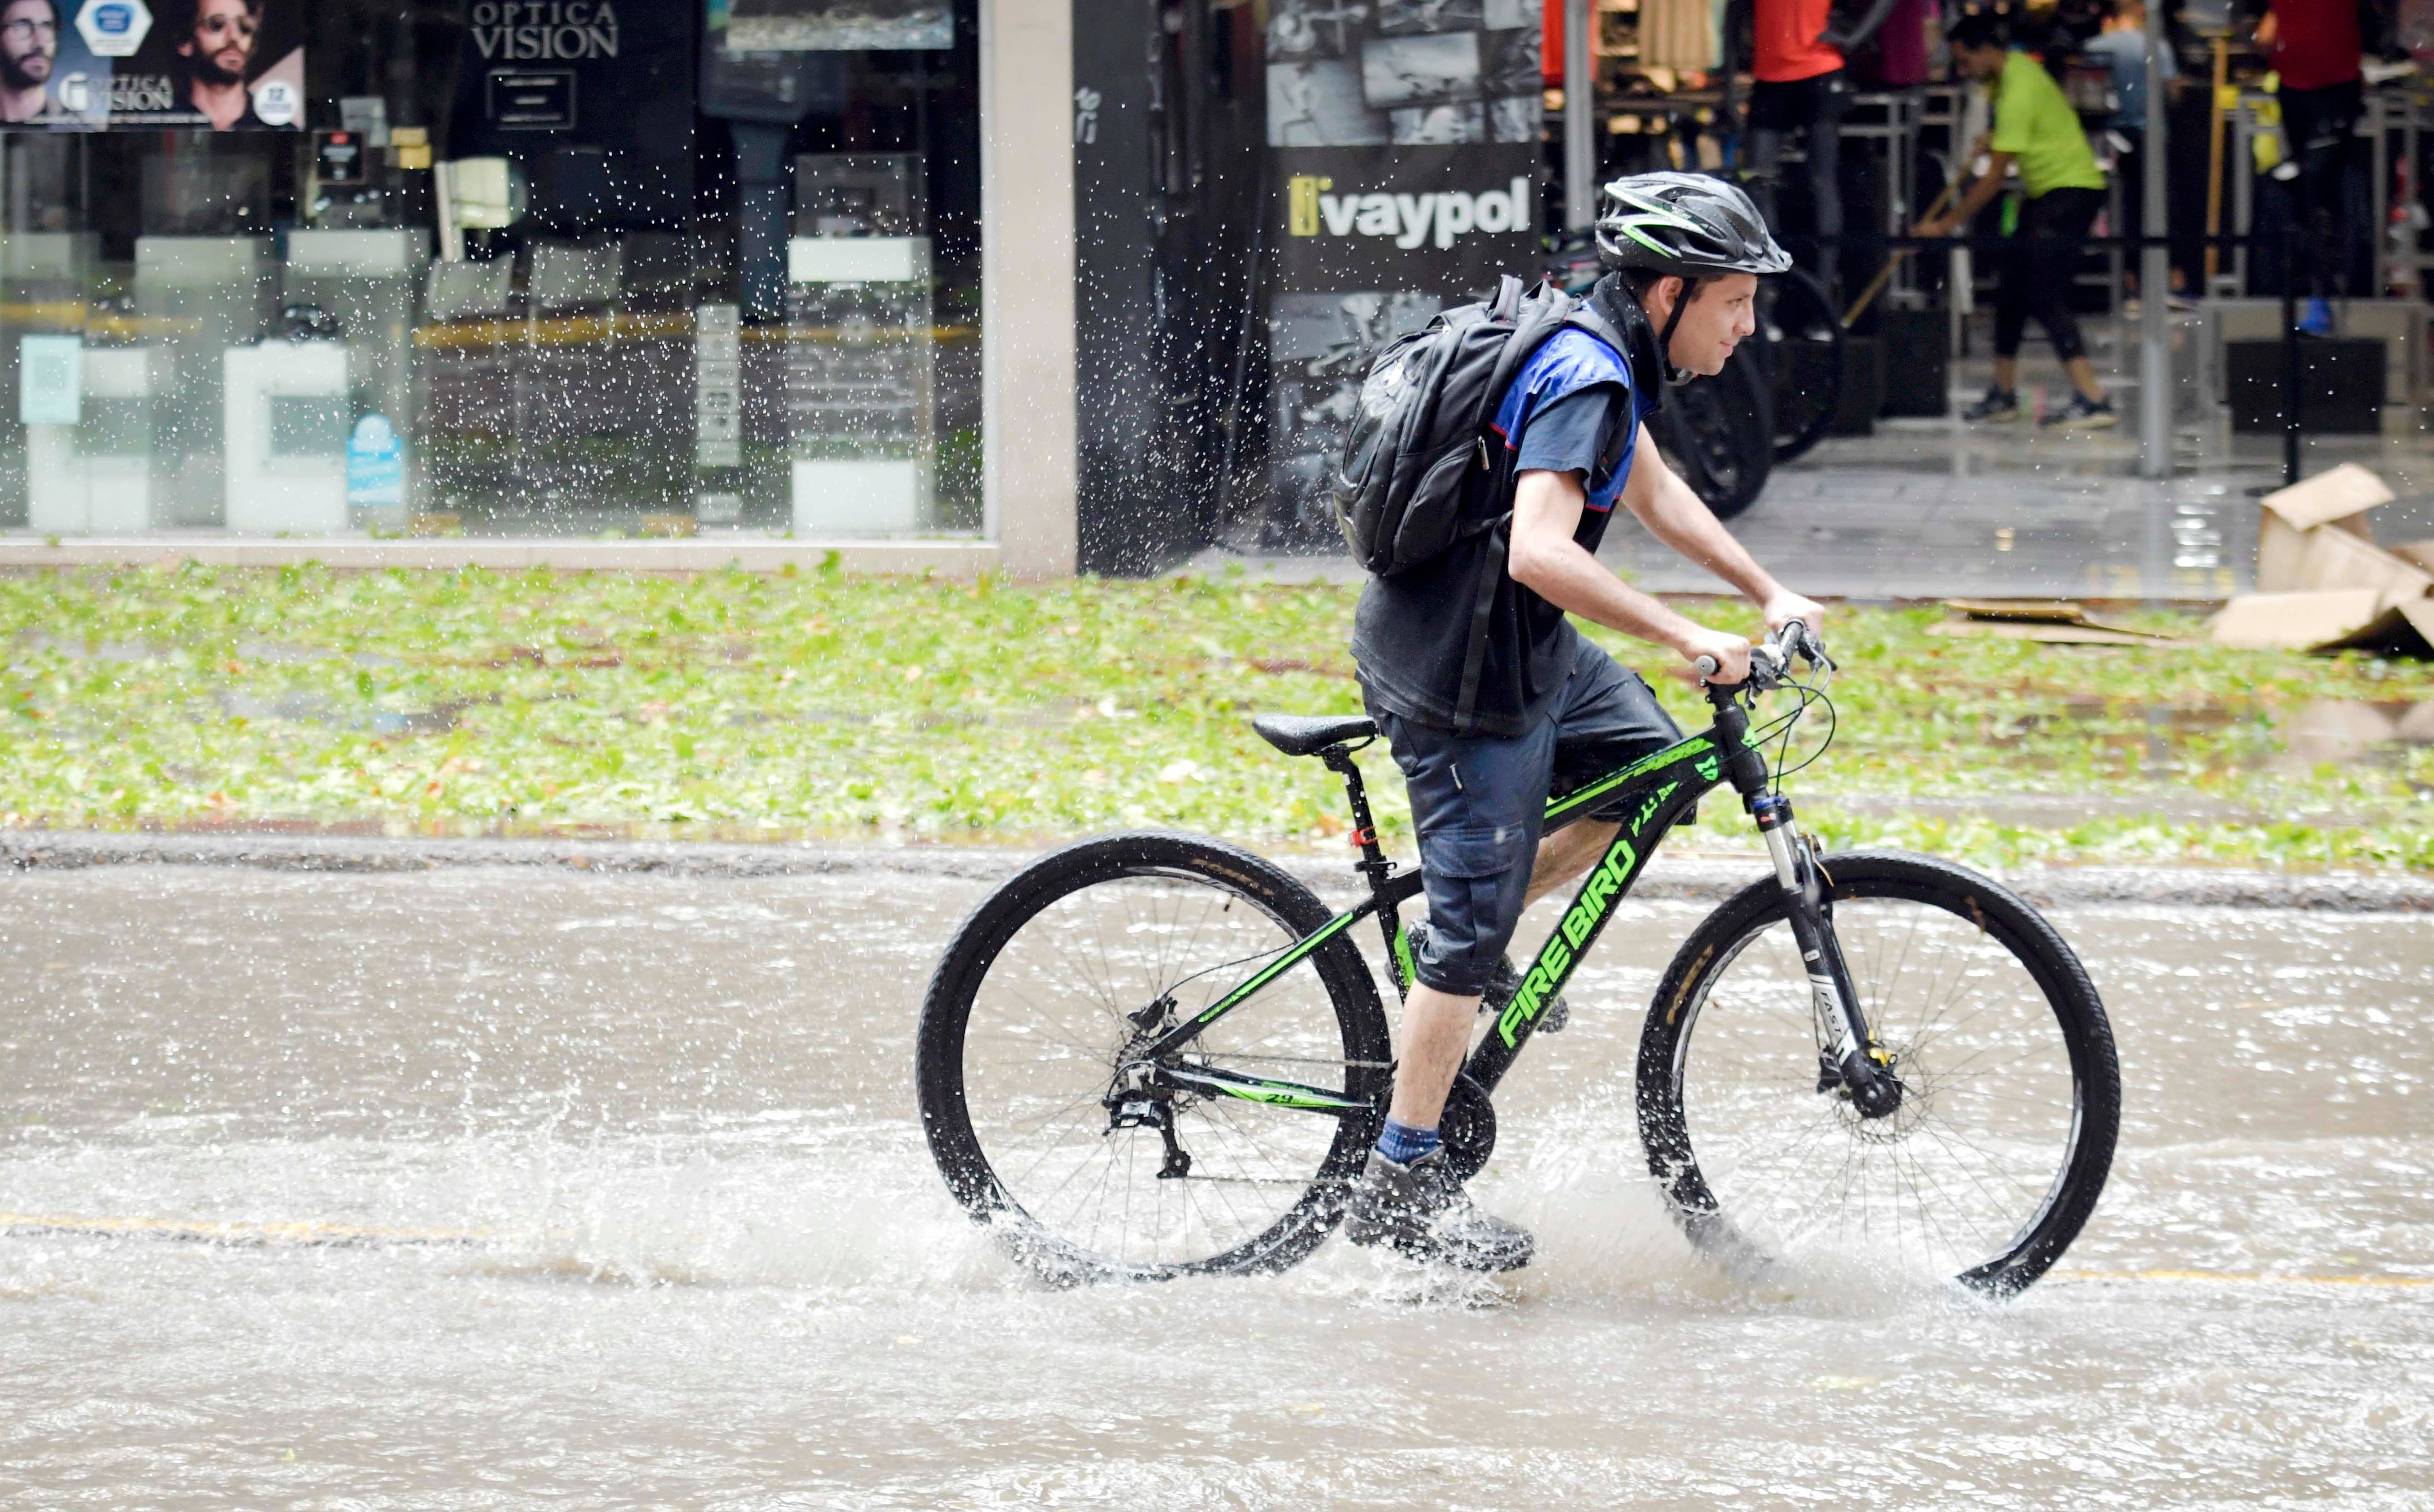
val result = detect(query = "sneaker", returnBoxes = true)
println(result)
[1962,386,2021,423]
[2298,297,2335,336]
[2042,393,2120,429]
[1404,919,1568,1034]
[1344,1147,1534,1272]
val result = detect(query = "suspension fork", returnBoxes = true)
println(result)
[1713,697,1900,1119]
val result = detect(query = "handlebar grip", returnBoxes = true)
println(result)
[1694,654,1720,679]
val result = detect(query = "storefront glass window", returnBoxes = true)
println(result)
[0,0,981,538]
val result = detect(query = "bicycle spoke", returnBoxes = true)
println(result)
[954,863,1368,1275]
[1667,889,2089,1284]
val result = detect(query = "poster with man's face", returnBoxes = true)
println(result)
[0,0,302,128]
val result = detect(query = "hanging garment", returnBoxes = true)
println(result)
[1641,0,1722,72]
[1876,0,1931,85]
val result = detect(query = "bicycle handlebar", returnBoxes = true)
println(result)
[1696,619,1831,691]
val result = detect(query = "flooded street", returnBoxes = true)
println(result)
[2,862,2429,1509]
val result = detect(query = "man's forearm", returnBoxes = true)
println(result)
[1508,530,1707,651]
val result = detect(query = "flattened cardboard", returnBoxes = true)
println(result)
[2393,539,2434,574]
[2308,597,2434,658]
[1936,598,2187,645]
[1926,621,2165,645]
[2206,589,2382,649]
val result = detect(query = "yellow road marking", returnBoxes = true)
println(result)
[0,1212,492,1248]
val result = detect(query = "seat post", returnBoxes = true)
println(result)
[1321,746,1390,877]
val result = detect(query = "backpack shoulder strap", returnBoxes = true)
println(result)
[1451,512,1509,734]
[1563,304,1630,362]
[1489,274,1525,321]
[1475,285,1577,435]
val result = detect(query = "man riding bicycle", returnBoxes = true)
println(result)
[1344,172,1829,1272]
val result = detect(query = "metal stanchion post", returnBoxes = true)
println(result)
[1566,0,1595,231]
[2282,219,2302,486]
[2138,5,2171,479]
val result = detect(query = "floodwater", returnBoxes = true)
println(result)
[1,864,2428,1509]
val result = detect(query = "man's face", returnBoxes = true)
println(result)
[1665,273,1759,378]
[180,0,257,86]
[1958,43,2007,81]
[0,0,56,90]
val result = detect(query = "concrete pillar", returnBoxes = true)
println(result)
[980,0,1079,579]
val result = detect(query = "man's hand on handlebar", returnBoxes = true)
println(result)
[1678,625,1752,685]
[1762,591,1826,641]
[1691,618,1834,687]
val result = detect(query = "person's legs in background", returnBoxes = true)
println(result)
[2280,79,2364,334]
[1803,73,1851,298]
[1965,215,2034,421]
[2017,186,2116,423]
[2115,128,2145,298]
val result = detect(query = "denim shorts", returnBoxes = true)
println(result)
[1366,638,1683,997]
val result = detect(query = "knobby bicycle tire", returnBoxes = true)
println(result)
[1636,851,2120,1297]
[917,831,1392,1284]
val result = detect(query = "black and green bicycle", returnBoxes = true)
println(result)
[917,623,2120,1295]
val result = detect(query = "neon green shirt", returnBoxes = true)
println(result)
[1989,50,2106,198]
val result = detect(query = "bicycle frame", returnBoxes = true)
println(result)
[1130,683,1895,1121]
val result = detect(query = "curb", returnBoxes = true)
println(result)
[4,830,2430,912]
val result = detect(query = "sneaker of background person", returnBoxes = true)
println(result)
[2043,393,2119,428]
[1963,386,2022,423]
[2298,297,2335,336]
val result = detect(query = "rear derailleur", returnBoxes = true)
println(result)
[1105,995,1192,1179]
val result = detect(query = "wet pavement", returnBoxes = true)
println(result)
[1,862,2428,1507]
[1198,317,2434,603]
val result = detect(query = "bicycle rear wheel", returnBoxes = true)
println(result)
[1637,852,2119,1296]
[917,832,1391,1283]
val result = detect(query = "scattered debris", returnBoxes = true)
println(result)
[2209,466,2434,656]
[1929,600,2187,646]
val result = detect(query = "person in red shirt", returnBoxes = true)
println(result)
[1745,0,1895,295]
[2258,0,2364,330]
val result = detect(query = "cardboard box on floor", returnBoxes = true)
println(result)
[2209,464,2434,655]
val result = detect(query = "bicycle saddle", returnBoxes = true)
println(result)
[1250,713,1378,757]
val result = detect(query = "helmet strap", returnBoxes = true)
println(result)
[1656,277,1698,387]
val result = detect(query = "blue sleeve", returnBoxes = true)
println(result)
[1513,384,1625,498]
[1493,330,1636,512]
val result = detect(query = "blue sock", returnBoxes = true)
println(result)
[1376,1117,1441,1165]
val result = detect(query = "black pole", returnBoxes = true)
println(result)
[2282,217,2301,487]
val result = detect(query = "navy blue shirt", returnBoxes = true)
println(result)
[1352,320,1649,737]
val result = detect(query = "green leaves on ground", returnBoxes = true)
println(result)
[3,563,2429,871]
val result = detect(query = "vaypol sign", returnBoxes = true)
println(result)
[1289,175,1533,250]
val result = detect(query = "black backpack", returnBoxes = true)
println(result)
[1332,274,1627,729]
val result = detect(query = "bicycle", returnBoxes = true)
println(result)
[916,623,2120,1295]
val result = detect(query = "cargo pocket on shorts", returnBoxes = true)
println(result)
[1417,824,1531,991]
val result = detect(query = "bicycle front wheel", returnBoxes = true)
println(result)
[917,832,1391,1283]
[1637,852,2119,1296]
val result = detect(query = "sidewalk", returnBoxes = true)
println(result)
[1196,410,2434,603]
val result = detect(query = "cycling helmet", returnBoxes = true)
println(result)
[1595,171,1792,279]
